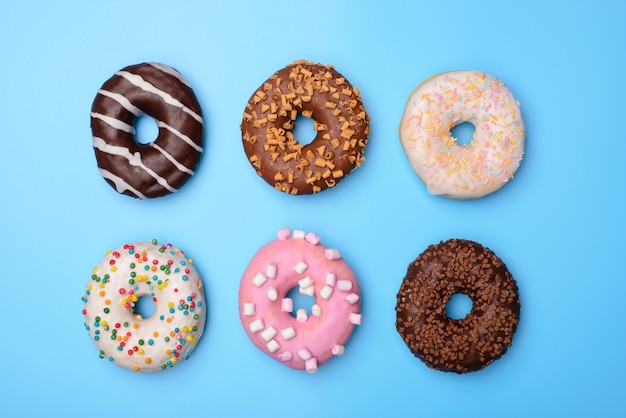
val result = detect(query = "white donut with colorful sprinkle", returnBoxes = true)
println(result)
[399,70,525,199]
[238,228,362,373]
[82,240,207,372]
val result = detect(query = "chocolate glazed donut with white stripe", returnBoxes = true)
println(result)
[91,62,204,199]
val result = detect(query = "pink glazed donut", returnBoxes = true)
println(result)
[238,228,362,373]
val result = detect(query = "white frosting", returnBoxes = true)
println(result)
[97,168,146,199]
[91,112,134,133]
[97,89,143,116]
[148,62,192,88]
[156,120,203,152]
[399,71,525,199]
[82,241,206,372]
[115,70,203,123]
[93,136,178,193]
[150,142,195,175]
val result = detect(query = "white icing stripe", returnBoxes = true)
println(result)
[97,89,143,116]
[93,136,177,193]
[91,112,134,133]
[156,121,203,153]
[150,142,195,175]
[98,168,146,199]
[148,62,191,88]
[115,70,203,123]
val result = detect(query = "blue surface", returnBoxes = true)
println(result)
[1,1,625,417]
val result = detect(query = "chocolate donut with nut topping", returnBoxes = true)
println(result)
[240,61,370,195]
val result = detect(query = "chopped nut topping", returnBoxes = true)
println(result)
[241,60,370,194]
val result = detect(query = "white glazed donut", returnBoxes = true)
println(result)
[238,228,362,373]
[82,240,207,372]
[399,70,525,199]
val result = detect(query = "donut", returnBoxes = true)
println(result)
[240,60,370,195]
[395,239,520,373]
[399,70,525,199]
[91,62,204,199]
[238,228,362,373]
[81,240,207,372]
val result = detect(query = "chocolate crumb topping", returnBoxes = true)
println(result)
[395,239,521,373]
[240,60,370,195]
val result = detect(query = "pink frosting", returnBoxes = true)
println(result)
[238,229,361,372]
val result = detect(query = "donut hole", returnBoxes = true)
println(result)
[286,286,316,318]
[445,293,473,320]
[131,294,156,319]
[134,114,159,144]
[450,121,476,146]
[292,114,317,145]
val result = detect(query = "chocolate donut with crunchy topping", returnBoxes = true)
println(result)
[395,239,520,373]
[240,60,370,195]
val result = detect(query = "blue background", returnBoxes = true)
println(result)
[1,1,625,417]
